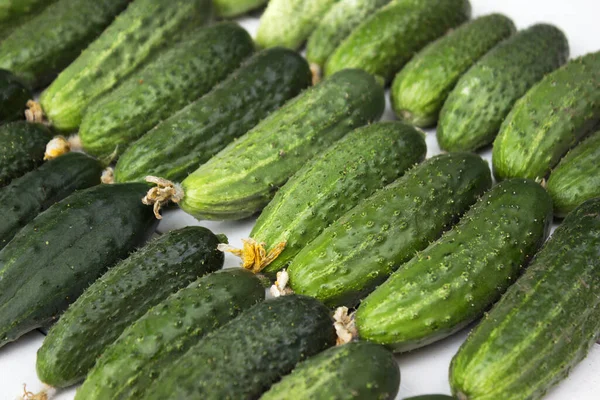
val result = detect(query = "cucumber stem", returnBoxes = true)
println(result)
[333,306,357,346]
[217,238,287,273]
[142,176,184,219]
[310,63,321,86]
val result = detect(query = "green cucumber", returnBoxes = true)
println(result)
[493,51,600,181]
[547,131,600,217]
[391,14,516,128]
[450,197,600,400]
[0,0,58,37]
[0,121,53,187]
[142,295,336,400]
[306,0,391,69]
[0,152,102,249]
[251,121,426,277]
[325,0,471,83]
[214,0,266,18]
[79,22,254,158]
[356,179,552,352]
[172,68,385,221]
[438,24,569,152]
[0,0,131,89]
[256,0,338,50]
[260,341,400,400]
[0,183,156,348]
[288,152,492,308]
[40,0,214,132]
[114,47,312,183]
[0,69,31,123]
[75,269,265,400]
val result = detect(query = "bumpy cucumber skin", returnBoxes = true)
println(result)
[325,0,471,83]
[114,48,312,183]
[391,14,516,128]
[306,0,391,68]
[40,0,213,132]
[255,0,338,50]
[0,0,58,37]
[450,198,600,400]
[547,131,600,217]
[0,0,131,89]
[36,226,224,387]
[0,121,53,187]
[356,179,552,352]
[256,121,426,277]
[79,22,254,158]
[438,24,569,152]
[180,69,385,221]
[0,183,156,348]
[288,153,492,308]
[260,341,399,400]
[493,51,600,181]
[0,69,32,123]
[214,0,266,18]
[0,152,102,249]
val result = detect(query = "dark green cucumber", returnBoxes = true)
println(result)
[142,295,336,400]
[450,198,600,400]
[114,47,312,183]
[214,0,266,18]
[0,69,31,123]
[391,14,516,127]
[75,269,265,400]
[0,0,58,37]
[176,68,385,221]
[252,121,426,277]
[79,22,254,158]
[325,0,471,83]
[0,121,53,187]
[356,179,552,352]
[547,131,600,217]
[0,152,102,249]
[438,24,569,152]
[260,341,400,400]
[40,0,214,132]
[288,153,492,308]
[493,51,600,181]
[0,0,131,89]
[0,183,156,348]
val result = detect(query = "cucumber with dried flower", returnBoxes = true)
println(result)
[214,0,266,18]
[0,69,31,123]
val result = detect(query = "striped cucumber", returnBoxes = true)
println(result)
[214,0,267,18]
[0,0,58,37]
[0,69,31,123]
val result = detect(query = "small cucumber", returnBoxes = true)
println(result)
[260,341,400,400]
[391,14,516,127]
[214,0,267,18]
[547,131,600,217]
[288,153,492,308]
[0,69,31,123]
[356,179,552,352]
[143,295,336,400]
[450,198,600,400]
[438,24,569,152]
[0,152,103,249]
[0,0,58,37]
[325,0,472,83]
[0,121,53,187]
[0,183,156,348]
[114,48,312,183]
[493,51,600,181]
[79,22,254,158]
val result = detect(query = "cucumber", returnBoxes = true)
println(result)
[255,0,338,50]
[391,14,516,128]
[450,197,600,400]
[325,0,472,83]
[0,183,156,348]
[0,0,131,89]
[214,0,266,18]
[260,341,400,400]
[0,0,58,37]
[288,152,492,308]
[167,68,385,221]
[306,0,392,69]
[547,131,600,217]
[75,269,265,400]
[437,24,569,152]
[0,152,103,249]
[493,51,600,181]
[142,295,336,400]
[356,179,552,352]
[40,0,214,132]
[248,121,427,277]
[0,69,31,123]
[0,121,53,187]
[114,47,312,183]
[79,22,254,158]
